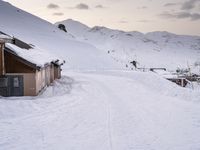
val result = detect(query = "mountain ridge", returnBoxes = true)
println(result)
[57,19,200,37]
[56,19,200,73]
[0,1,120,70]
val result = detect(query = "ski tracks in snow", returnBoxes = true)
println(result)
[1,71,200,150]
[72,72,200,150]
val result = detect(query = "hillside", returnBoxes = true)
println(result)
[56,19,200,73]
[0,1,120,70]
[0,1,200,150]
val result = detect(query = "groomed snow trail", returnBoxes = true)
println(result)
[0,71,200,150]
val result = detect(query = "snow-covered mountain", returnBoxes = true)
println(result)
[1,1,200,150]
[0,1,120,70]
[56,19,200,72]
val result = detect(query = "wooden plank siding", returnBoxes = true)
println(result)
[0,42,5,75]
[4,50,36,73]
[54,65,61,79]
[6,73,36,96]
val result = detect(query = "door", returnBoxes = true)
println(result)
[9,75,24,96]
[0,77,8,96]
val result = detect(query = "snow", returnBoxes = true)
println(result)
[5,43,62,67]
[1,71,200,150]
[0,1,200,150]
[0,1,120,70]
[58,19,200,73]
[0,33,11,39]
[55,19,90,38]
[152,69,178,79]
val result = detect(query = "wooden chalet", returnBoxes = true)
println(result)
[0,33,64,97]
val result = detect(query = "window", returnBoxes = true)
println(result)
[13,77,19,87]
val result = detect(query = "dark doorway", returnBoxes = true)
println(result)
[0,75,24,97]
[9,75,24,96]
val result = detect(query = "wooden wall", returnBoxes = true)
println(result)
[50,63,55,83]
[54,65,61,79]
[35,65,51,95]
[23,73,36,96]
[4,51,35,73]
[6,73,36,96]
[0,42,5,75]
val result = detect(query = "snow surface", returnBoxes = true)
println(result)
[6,43,62,67]
[1,71,200,150]
[0,1,200,150]
[152,69,178,79]
[57,19,200,72]
[0,1,120,70]
[0,33,11,39]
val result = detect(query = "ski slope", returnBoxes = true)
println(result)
[0,71,200,150]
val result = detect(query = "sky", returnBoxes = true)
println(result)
[4,0,200,36]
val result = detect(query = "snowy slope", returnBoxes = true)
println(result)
[0,71,200,150]
[56,19,90,38]
[57,19,200,72]
[1,1,200,150]
[0,1,120,70]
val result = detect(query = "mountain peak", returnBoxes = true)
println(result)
[56,18,200,71]
[57,19,89,28]
[56,19,90,36]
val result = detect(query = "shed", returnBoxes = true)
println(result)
[150,68,188,87]
[0,33,64,97]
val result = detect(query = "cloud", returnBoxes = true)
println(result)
[159,11,200,20]
[181,0,200,10]
[164,3,179,7]
[119,20,128,24]
[95,5,105,8]
[137,6,148,9]
[119,18,128,24]
[75,3,89,9]
[47,3,60,9]
[137,20,152,23]
[53,12,64,16]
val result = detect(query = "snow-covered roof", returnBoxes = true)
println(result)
[5,43,64,67]
[0,31,64,68]
[0,33,12,42]
[0,34,10,39]
[153,69,178,79]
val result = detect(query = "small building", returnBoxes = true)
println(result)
[166,77,188,87]
[150,68,188,87]
[0,33,64,97]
